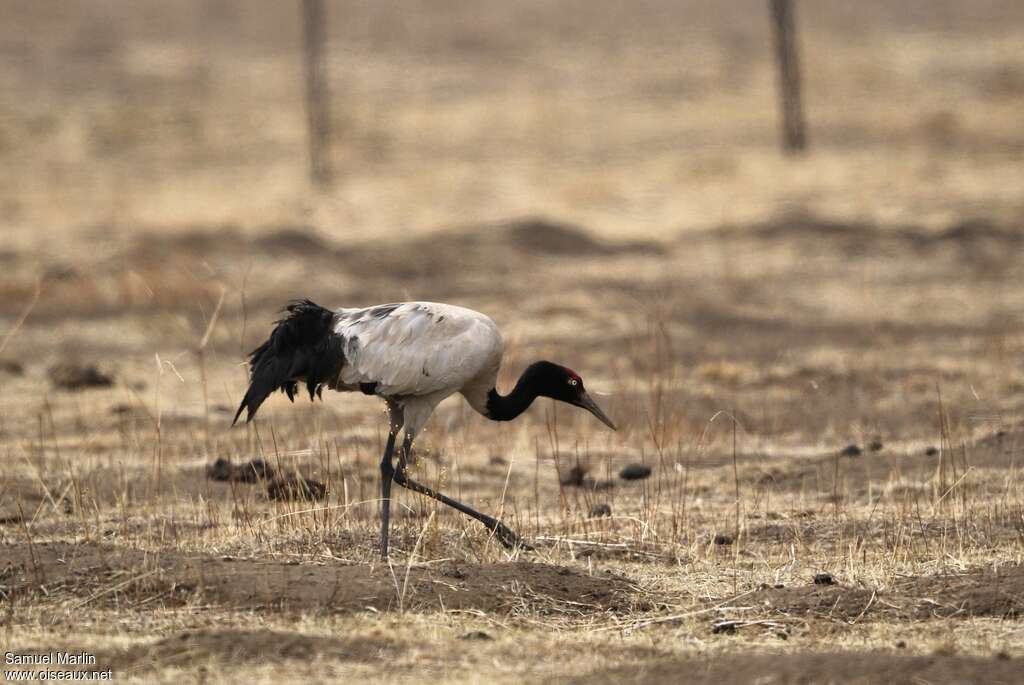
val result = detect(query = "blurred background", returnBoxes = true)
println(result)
[0,0,1022,449]
[4,1,1022,244]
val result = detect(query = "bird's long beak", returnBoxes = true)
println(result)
[576,391,617,430]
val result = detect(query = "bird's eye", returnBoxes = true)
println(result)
[568,379,578,386]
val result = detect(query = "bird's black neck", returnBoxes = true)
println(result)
[485,366,545,421]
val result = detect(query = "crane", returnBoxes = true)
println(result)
[233,300,617,558]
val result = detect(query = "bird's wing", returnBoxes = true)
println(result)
[334,302,503,398]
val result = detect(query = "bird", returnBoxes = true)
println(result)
[233,299,617,558]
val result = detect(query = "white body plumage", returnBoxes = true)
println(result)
[332,302,504,437]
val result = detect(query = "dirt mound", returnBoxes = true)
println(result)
[750,427,1024,498]
[745,564,1024,621]
[711,212,1023,264]
[1,542,645,615]
[98,629,390,672]
[174,557,641,614]
[573,652,1019,685]
[748,582,878,621]
[251,226,333,254]
[905,565,1024,619]
[125,225,334,264]
[340,217,663,281]
[129,218,659,273]
[502,217,609,255]
[497,217,659,256]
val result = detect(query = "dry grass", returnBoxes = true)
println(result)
[2,1,1024,683]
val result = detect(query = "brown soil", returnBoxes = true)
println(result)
[95,629,393,673]
[751,427,1024,497]
[1,542,646,615]
[573,652,1020,685]
[745,564,1024,621]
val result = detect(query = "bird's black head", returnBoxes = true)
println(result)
[524,361,617,430]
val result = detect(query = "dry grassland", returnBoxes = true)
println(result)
[2,1,1024,683]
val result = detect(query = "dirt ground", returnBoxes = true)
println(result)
[2,1,1024,683]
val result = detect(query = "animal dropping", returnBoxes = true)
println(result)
[619,463,652,481]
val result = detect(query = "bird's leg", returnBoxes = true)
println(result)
[378,402,405,559]
[378,430,398,560]
[393,434,531,551]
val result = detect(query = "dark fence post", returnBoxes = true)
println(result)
[770,0,807,153]
[302,0,332,186]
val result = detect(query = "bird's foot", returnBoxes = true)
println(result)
[489,520,533,552]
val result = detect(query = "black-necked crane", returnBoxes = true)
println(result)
[233,300,616,558]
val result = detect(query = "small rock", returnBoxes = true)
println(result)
[773,583,785,589]
[995,651,1011,661]
[619,463,652,481]
[48,362,113,390]
[460,631,493,641]
[589,503,612,518]
[868,439,884,452]
[925,446,939,456]
[813,572,835,585]
[266,475,327,501]
[896,640,907,649]
[839,444,862,458]
[713,533,734,546]
[488,455,508,467]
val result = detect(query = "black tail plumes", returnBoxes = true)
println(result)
[232,299,345,425]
